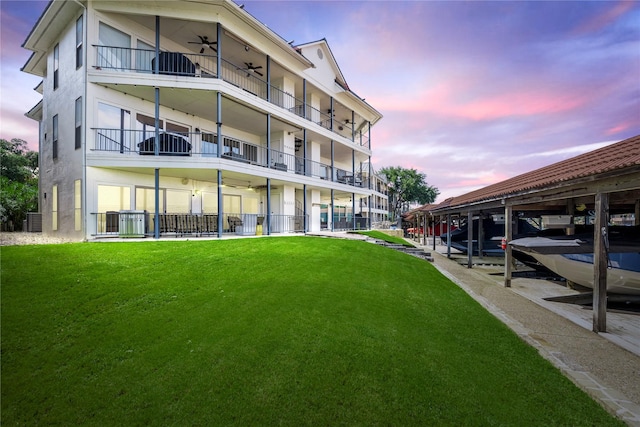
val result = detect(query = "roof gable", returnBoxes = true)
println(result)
[295,39,349,92]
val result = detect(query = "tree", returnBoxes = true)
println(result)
[379,166,439,221]
[0,139,39,231]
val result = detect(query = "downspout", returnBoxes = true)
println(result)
[216,23,223,237]
[154,15,160,239]
[76,1,88,240]
[266,113,271,235]
[216,91,223,236]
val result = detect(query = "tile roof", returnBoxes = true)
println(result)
[431,134,640,211]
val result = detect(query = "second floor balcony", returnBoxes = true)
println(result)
[92,128,368,189]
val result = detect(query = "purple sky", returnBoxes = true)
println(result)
[2,0,639,201]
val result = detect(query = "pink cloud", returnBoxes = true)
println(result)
[571,1,635,35]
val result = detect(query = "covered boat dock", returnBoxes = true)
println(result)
[409,135,640,333]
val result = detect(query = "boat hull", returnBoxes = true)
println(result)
[510,237,640,295]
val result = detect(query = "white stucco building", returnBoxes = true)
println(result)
[22,0,384,240]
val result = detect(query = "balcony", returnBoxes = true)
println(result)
[92,129,366,188]
[93,45,369,147]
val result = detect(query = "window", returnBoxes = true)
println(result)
[75,97,82,149]
[97,102,130,151]
[136,40,154,73]
[202,192,218,213]
[244,198,258,214]
[135,187,164,212]
[52,185,58,231]
[76,16,83,68]
[223,194,241,215]
[98,22,131,70]
[53,44,59,89]
[166,122,189,136]
[52,114,58,159]
[74,180,82,231]
[166,190,191,213]
[97,185,131,212]
[97,185,131,234]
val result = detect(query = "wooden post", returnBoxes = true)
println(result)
[423,213,427,246]
[467,211,473,268]
[593,192,609,333]
[566,199,575,235]
[504,204,512,287]
[433,215,437,251]
[446,214,452,258]
[478,213,484,259]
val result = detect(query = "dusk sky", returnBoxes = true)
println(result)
[1,0,639,201]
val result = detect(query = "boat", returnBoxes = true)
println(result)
[509,234,640,295]
[440,217,540,256]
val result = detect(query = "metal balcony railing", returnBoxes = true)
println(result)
[93,46,370,147]
[92,128,365,186]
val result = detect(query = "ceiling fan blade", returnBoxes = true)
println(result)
[255,70,263,77]
[254,65,263,70]
[200,47,205,54]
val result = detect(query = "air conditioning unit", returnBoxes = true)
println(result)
[118,210,146,237]
[26,212,42,232]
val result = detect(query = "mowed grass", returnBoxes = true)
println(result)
[1,237,622,426]
[352,230,414,246]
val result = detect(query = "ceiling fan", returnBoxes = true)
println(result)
[242,62,263,77]
[188,35,217,53]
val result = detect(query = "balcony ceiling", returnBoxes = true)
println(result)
[98,82,299,135]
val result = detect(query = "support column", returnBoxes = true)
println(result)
[216,23,222,78]
[446,214,452,258]
[154,169,159,239]
[304,184,308,232]
[593,192,609,332]
[467,211,473,268]
[330,189,335,231]
[266,178,271,235]
[352,192,356,230]
[217,170,223,237]
[432,214,437,251]
[266,113,271,166]
[216,91,222,158]
[422,213,427,246]
[478,213,484,259]
[504,204,512,287]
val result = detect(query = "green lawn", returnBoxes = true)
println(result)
[1,237,622,426]
[352,229,414,246]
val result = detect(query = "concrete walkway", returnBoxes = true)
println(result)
[420,242,640,426]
